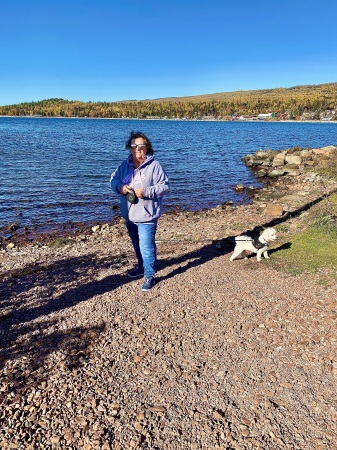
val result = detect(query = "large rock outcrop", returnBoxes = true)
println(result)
[242,145,337,179]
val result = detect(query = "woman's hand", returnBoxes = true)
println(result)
[135,188,144,199]
[121,185,144,198]
[121,185,131,195]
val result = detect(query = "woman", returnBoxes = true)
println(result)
[110,131,169,291]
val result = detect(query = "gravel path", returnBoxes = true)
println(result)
[1,195,336,449]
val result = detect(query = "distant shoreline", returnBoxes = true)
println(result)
[1,115,337,124]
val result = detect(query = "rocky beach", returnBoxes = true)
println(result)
[1,146,337,449]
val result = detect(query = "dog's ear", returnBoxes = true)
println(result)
[251,226,263,237]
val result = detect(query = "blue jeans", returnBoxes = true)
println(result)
[126,221,157,278]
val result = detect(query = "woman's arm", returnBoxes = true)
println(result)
[110,163,126,194]
[144,162,169,198]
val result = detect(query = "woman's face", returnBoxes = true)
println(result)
[130,137,147,164]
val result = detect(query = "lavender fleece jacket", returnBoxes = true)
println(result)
[110,154,169,223]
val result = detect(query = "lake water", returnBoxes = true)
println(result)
[1,117,336,233]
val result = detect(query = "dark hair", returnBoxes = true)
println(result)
[125,131,154,155]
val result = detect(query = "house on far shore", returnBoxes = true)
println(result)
[320,109,336,121]
[300,111,315,120]
[257,112,275,120]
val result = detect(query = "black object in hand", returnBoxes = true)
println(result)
[126,188,138,204]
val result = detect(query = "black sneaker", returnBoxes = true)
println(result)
[128,266,144,278]
[141,276,155,291]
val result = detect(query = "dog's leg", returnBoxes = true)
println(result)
[230,248,242,261]
[229,252,237,261]
[263,250,269,259]
[256,249,263,262]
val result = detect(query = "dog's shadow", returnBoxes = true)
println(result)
[268,242,292,255]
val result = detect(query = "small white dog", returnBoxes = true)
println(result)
[230,227,277,262]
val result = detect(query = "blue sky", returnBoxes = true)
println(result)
[1,0,337,105]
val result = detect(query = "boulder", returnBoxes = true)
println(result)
[286,169,301,176]
[312,146,337,157]
[272,151,286,167]
[320,145,337,154]
[255,150,270,159]
[285,155,302,165]
[241,154,254,163]
[283,163,301,176]
[300,149,314,159]
[246,159,265,167]
[268,169,286,177]
[264,204,283,216]
[283,163,299,171]
[256,169,267,178]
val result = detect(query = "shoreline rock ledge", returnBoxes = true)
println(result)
[242,145,337,179]
[241,145,337,215]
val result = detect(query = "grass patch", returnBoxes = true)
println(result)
[317,151,337,181]
[271,226,337,277]
[307,192,337,231]
[270,191,337,281]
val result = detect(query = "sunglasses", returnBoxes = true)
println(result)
[130,144,147,150]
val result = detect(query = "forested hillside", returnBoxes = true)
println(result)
[1,82,337,120]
